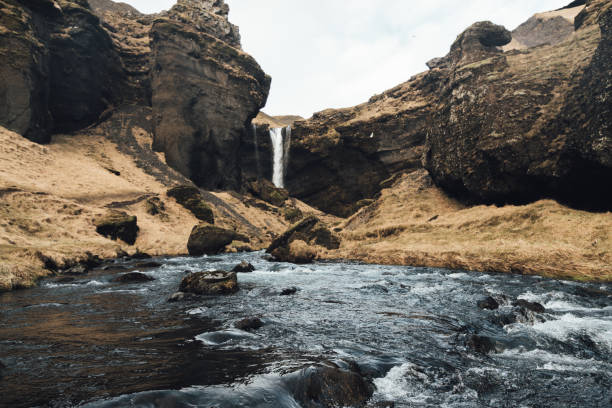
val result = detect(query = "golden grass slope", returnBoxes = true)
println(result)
[0,125,319,290]
[332,170,611,282]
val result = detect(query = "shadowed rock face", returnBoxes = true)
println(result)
[0,0,125,142]
[0,0,270,191]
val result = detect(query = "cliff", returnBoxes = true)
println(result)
[0,0,271,189]
[288,0,611,216]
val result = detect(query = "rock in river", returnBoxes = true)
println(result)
[112,272,155,284]
[179,271,238,295]
[232,261,255,273]
[187,224,249,256]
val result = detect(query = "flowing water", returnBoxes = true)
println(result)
[269,128,285,188]
[1,252,611,407]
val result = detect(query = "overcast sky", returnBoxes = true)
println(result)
[122,0,570,118]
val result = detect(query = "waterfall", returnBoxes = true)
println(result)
[269,125,292,188]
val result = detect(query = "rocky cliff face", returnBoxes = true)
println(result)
[0,0,125,142]
[0,0,270,190]
[150,1,270,189]
[286,0,611,215]
[424,0,610,211]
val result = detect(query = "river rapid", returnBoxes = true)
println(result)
[1,252,610,407]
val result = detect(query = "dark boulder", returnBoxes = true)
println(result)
[187,224,246,256]
[232,261,255,273]
[63,264,89,276]
[513,299,545,313]
[112,272,155,283]
[285,362,375,408]
[280,287,298,296]
[94,211,138,245]
[282,206,303,223]
[466,334,497,354]
[167,186,214,224]
[477,296,500,310]
[247,179,289,207]
[235,317,264,332]
[179,271,238,295]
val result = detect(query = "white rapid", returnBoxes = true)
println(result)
[269,126,291,188]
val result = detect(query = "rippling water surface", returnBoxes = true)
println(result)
[1,252,610,407]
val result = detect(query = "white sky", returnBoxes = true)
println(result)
[122,0,571,118]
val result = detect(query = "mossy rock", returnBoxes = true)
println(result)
[167,185,214,224]
[94,211,138,245]
[179,271,238,295]
[187,223,242,256]
[247,179,289,207]
[283,206,303,223]
[267,216,341,262]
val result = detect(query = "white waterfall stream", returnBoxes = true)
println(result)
[269,126,291,188]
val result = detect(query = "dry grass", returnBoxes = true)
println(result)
[0,125,318,290]
[332,170,612,282]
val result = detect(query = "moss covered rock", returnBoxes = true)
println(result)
[179,270,238,295]
[167,185,214,224]
[187,223,246,256]
[94,211,138,245]
[282,206,303,223]
[247,179,289,207]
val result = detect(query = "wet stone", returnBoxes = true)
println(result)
[280,287,298,296]
[232,261,255,273]
[513,299,545,313]
[179,271,238,295]
[477,296,499,310]
[112,272,155,284]
[235,317,264,332]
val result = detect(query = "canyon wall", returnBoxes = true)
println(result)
[288,0,611,216]
[0,0,270,189]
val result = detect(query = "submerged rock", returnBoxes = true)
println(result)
[232,261,255,273]
[167,291,199,303]
[513,299,545,313]
[235,317,264,332]
[94,211,139,245]
[187,224,248,256]
[285,362,375,408]
[135,261,162,269]
[112,272,155,283]
[477,296,500,310]
[179,271,238,295]
[466,334,497,354]
[280,287,298,296]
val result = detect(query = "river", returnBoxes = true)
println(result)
[1,252,610,407]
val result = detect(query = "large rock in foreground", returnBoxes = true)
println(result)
[179,270,238,295]
[187,223,248,256]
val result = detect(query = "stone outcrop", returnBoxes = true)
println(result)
[287,0,611,214]
[167,185,214,223]
[94,210,139,245]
